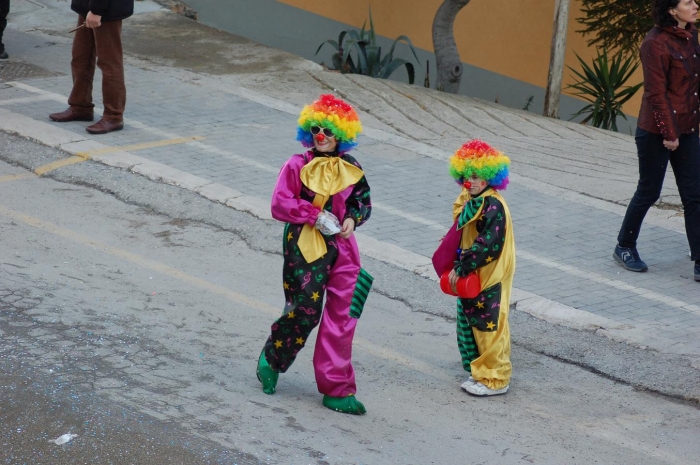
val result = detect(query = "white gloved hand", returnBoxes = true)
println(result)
[315,211,342,235]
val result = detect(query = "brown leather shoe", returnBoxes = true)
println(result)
[49,107,94,122]
[86,118,124,134]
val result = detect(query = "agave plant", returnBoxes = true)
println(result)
[567,48,642,132]
[315,9,420,84]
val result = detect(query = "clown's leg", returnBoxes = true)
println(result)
[457,299,479,388]
[456,299,479,371]
[467,302,511,394]
[257,350,278,395]
[314,237,372,414]
[258,223,335,394]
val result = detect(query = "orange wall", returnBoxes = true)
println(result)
[278,0,644,116]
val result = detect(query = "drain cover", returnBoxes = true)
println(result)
[0,61,62,82]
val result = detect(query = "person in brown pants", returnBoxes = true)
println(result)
[50,0,134,134]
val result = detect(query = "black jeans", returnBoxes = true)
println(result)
[0,0,9,46]
[618,128,700,261]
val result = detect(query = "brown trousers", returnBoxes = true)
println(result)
[68,16,126,123]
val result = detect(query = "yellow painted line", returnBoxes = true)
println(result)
[0,173,34,183]
[34,156,87,176]
[75,136,205,158]
[0,204,452,383]
[32,136,204,177]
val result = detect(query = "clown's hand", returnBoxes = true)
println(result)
[338,217,355,239]
[315,211,342,236]
[448,269,459,294]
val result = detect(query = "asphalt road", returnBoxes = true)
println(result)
[1,132,699,465]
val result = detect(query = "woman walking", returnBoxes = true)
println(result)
[614,0,700,282]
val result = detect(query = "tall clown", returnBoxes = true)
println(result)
[256,94,373,415]
[443,140,516,396]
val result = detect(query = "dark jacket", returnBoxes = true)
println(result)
[71,0,134,21]
[637,25,700,141]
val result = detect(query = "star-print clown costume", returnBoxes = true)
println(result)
[446,140,516,396]
[256,94,373,415]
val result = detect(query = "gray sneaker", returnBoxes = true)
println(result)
[613,245,648,272]
[460,374,476,390]
[463,381,509,397]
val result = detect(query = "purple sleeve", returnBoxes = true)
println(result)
[270,155,320,226]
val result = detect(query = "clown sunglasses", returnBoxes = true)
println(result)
[310,126,336,138]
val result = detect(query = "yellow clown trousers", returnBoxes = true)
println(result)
[453,188,516,390]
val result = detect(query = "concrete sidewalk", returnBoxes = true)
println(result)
[1,0,699,360]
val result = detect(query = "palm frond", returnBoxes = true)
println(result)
[566,48,642,131]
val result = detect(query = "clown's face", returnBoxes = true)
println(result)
[466,174,489,196]
[312,126,338,153]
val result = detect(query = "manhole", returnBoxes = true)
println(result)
[0,61,62,82]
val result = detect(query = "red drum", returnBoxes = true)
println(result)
[439,271,481,298]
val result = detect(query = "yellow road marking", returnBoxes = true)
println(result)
[0,173,34,183]
[0,204,452,383]
[74,136,205,158]
[35,156,87,176]
[33,136,205,176]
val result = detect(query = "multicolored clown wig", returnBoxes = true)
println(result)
[297,94,362,153]
[448,139,510,190]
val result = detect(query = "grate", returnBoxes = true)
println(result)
[0,61,62,82]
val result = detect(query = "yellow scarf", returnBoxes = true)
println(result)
[297,155,364,263]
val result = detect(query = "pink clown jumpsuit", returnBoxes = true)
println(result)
[261,150,373,397]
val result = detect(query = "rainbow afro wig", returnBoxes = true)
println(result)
[448,139,510,190]
[297,94,362,152]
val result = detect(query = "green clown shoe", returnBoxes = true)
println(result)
[322,394,367,415]
[256,351,279,395]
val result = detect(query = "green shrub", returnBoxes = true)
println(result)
[315,9,420,84]
[567,48,642,132]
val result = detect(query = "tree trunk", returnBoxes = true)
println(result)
[432,0,471,94]
[543,0,570,118]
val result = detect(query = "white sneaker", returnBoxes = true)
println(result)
[460,375,476,390]
[463,381,509,396]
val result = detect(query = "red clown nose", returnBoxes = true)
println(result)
[464,181,472,189]
[316,134,326,142]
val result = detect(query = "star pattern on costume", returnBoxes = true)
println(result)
[287,311,296,319]
[311,291,320,302]
[283,282,290,290]
[295,337,305,345]
[476,301,485,309]
[274,340,283,348]
[486,321,496,330]
[485,256,494,263]
[287,232,294,241]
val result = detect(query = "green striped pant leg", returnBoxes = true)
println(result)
[349,268,374,319]
[456,299,479,371]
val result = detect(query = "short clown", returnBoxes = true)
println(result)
[448,139,510,190]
